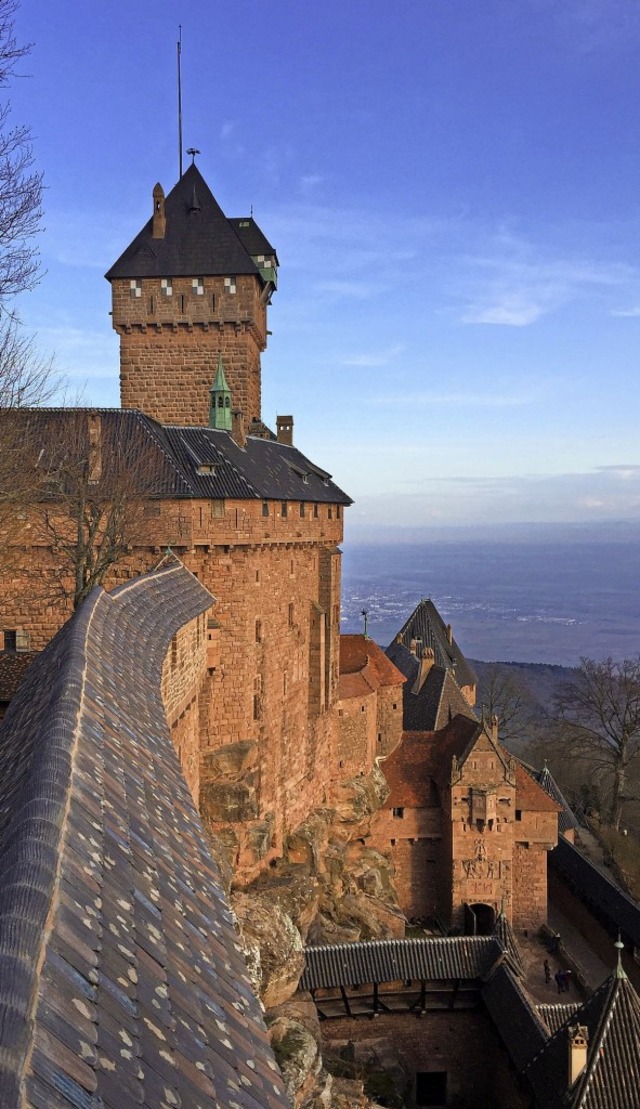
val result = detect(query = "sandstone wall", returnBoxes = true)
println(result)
[160,608,210,803]
[338,691,377,777]
[369,807,442,920]
[375,686,403,759]
[112,275,266,426]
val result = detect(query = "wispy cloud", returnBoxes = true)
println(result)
[455,234,631,327]
[343,343,405,367]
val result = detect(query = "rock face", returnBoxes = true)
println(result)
[232,889,305,1010]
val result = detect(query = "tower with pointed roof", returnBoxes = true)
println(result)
[106,164,278,427]
[209,353,232,431]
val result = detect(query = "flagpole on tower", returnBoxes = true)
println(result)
[177,26,183,178]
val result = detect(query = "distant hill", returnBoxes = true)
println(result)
[470,659,575,716]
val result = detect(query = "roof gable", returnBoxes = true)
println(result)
[106,165,263,281]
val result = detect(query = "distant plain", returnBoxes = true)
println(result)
[340,522,640,666]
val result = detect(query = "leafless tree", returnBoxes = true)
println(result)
[552,657,640,830]
[478,664,537,748]
[36,413,155,609]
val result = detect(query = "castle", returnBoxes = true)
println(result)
[2,163,640,1107]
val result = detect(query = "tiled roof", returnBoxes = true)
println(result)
[386,641,476,732]
[380,731,441,808]
[525,971,640,1108]
[16,408,352,505]
[106,165,267,281]
[0,558,288,1108]
[533,764,581,835]
[339,635,406,700]
[482,962,550,1074]
[228,217,278,262]
[537,1003,580,1034]
[299,936,504,991]
[513,762,563,814]
[550,836,640,949]
[388,598,478,689]
[0,651,37,703]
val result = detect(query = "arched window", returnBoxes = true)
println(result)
[217,396,223,407]
[225,396,230,408]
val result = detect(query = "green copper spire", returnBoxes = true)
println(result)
[209,354,232,430]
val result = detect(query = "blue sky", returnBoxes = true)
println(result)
[9,0,640,532]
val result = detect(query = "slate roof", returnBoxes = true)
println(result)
[228,217,278,263]
[537,1003,580,1034]
[482,962,551,1073]
[0,651,37,704]
[388,598,478,689]
[15,408,352,505]
[525,969,640,1108]
[386,640,476,732]
[0,558,288,1108]
[550,835,640,949]
[106,165,271,282]
[533,764,581,835]
[299,936,504,991]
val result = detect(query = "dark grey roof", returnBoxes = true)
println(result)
[385,642,476,732]
[537,1003,580,1034]
[17,408,352,505]
[0,558,288,1108]
[525,973,640,1108]
[0,651,37,703]
[106,165,267,281]
[493,912,526,978]
[550,835,640,949]
[299,936,504,991]
[388,598,478,689]
[228,217,278,263]
[482,962,550,1074]
[534,765,581,835]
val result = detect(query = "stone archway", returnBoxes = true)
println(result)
[466,902,495,935]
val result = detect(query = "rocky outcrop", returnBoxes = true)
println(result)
[232,888,305,1009]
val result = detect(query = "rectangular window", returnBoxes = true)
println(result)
[224,276,237,294]
[281,501,288,518]
[300,502,306,517]
[392,807,405,819]
[161,278,172,296]
[211,500,225,518]
[288,603,294,626]
[255,619,262,643]
[3,629,17,652]
[262,501,269,517]
[515,810,522,821]
[130,279,142,298]
[336,505,341,519]
[192,277,204,295]
[313,503,319,518]
[328,505,333,519]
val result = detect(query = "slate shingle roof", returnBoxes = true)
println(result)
[534,764,581,835]
[388,598,478,689]
[550,835,640,949]
[105,165,270,282]
[228,217,278,263]
[0,558,288,1108]
[16,408,352,505]
[525,971,640,1108]
[385,640,476,732]
[299,936,504,991]
[482,962,550,1074]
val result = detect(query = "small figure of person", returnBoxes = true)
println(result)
[555,970,563,994]
[563,969,572,993]
[543,959,551,984]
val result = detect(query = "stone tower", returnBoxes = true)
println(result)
[106,164,278,427]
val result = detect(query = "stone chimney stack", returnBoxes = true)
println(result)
[87,413,102,484]
[491,714,499,742]
[276,415,293,445]
[446,624,453,645]
[152,183,166,239]
[568,1025,589,1086]
[231,409,247,449]
[413,648,435,694]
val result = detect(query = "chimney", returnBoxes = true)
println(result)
[152,183,166,239]
[491,714,499,742]
[231,409,247,449]
[568,1025,589,1086]
[413,647,435,694]
[446,624,453,645]
[409,638,417,656]
[276,415,293,445]
[87,413,102,484]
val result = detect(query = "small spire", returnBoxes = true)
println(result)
[615,934,627,979]
[188,183,201,213]
[209,354,232,431]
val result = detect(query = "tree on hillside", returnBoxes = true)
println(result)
[478,664,537,747]
[552,657,640,830]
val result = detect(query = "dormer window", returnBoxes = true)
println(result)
[192,278,204,296]
[196,463,216,476]
[161,278,173,296]
[130,279,142,298]
[224,276,237,294]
